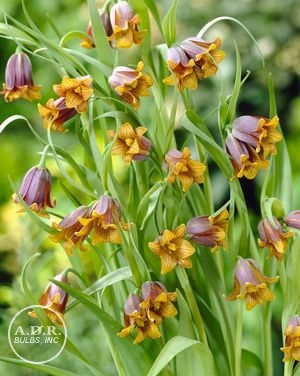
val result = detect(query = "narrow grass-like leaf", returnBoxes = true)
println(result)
[0,22,37,46]
[162,0,178,46]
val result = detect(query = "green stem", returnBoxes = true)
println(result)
[261,304,273,376]
[176,267,208,344]
[38,144,50,168]
[234,301,243,376]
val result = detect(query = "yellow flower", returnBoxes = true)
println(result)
[107,122,151,163]
[108,1,146,48]
[148,224,195,274]
[53,75,93,113]
[258,217,293,261]
[164,147,206,192]
[225,258,279,311]
[108,61,153,110]
[281,315,300,362]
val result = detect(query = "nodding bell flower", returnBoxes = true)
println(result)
[28,272,69,325]
[107,122,151,163]
[281,315,300,362]
[232,115,282,158]
[163,37,225,91]
[284,210,300,230]
[258,217,293,261]
[108,1,146,48]
[38,97,77,132]
[225,258,279,311]
[108,61,153,110]
[117,293,161,344]
[49,206,91,254]
[1,52,42,102]
[164,147,206,192]
[13,166,55,218]
[186,209,229,252]
[76,195,129,245]
[148,224,195,274]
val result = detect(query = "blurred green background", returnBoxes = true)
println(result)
[0,0,300,374]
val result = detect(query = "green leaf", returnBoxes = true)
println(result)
[162,0,178,46]
[241,349,263,375]
[147,336,216,376]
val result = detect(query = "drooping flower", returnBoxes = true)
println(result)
[38,97,77,132]
[257,217,293,261]
[117,293,161,344]
[12,166,55,218]
[108,61,153,110]
[1,52,42,102]
[163,37,225,90]
[164,147,206,192]
[108,1,146,48]
[148,224,195,274]
[140,282,177,325]
[281,315,300,362]
[28,272,69,325]
[225,133,269,179]
[225,258,279,311]
[107,122,151,163]
[284,210,300,230]
[186,209,229,252]
[53,75,93,113]
[49,206,91,254]
[232,115,282,158]
[76,195,129,245]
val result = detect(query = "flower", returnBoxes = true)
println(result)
[38,97,77,132]
[49,206,91,254]
[108,1,146,48]
[148,224,195,274]
[225,133,269,179]
[257,217,293,261]
[164,147,206,192]
[140,282,177,325]
[53,75,93,112]
[284,210,300,230]
[117,293,161,344]
[186,209,229,252]
[76,195,129,245]
[28,273,69,325]
[107,122,151,163]
[281,315,300,362]
[108,61,153,110]
[1,52,42,102]
[232,115,282,158]
[163,37,225,90]
[225,258,279,310]
[13,166,55,218]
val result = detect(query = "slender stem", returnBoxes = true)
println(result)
[261,304,273,376]
[38,144,50,168]
[234,301,243,376]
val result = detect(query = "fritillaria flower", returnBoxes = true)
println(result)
[281,315,300,362]
[148,224,195,274]
[108,1,146,48]
[117,293,161,344]
[49,206,91,254]
[186,209,229,252]
[225,258,279,311]
[108,61,153,110]
[164,147,206,192]
[13,166,55,218]
[225,133,269,179]
[140,282,177,325]
[163,37,225,91]
[28,273,69,325]
[38,97,77,132]
[53,75,93,113]
[258,217,293,261]
[77,195,129,245]
[284,210,300,230]
[232,115,282,158]
[107,122,151,163]
[1,52,42,102]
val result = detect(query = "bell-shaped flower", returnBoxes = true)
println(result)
[284,210,300,230]
[281,315,300,362]
[1,52,42,102]
[225,258,279,311]
[13,166,55,218]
